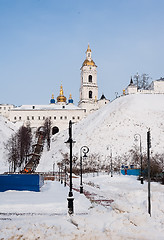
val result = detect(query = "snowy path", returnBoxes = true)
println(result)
[0,174,164,240]
[71,175,114,208]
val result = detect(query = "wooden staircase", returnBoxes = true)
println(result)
[23,128,45,173]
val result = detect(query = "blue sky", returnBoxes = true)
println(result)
[0,0,164,106]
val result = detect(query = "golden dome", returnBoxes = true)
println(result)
[57,85,66,103]
[82,59,97,67]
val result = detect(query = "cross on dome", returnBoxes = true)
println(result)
[57,84,66,103]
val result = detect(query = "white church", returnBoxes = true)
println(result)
[0,45,109,134]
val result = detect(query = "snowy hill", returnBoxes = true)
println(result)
[38,93,164,172]
[0,116,18,173]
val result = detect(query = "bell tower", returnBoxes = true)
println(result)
[78,44,98,113]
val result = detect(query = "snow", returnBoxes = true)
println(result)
[1,93,164,239]
[37,94,164,172]
[13,103,82,110]
[0,174,164,239]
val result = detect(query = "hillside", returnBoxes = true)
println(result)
[0,116,18,173]
[37,94,164,172]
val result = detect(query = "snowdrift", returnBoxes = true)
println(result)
[37,93,164,172]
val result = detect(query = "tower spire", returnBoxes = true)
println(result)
[86,43,92,61]
[130,77,133,85]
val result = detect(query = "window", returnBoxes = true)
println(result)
[62,106,65,109]
[27,116,29,120]
[72,116,75,120]
[4,107,6,110]
[32,106,35,109]
[38,116,40,120]
[65,116,67,120]
[32,116,34,120]
[77,116,80,120]
[19,116,21,120]
[14,116,16,120]
[89,91,92,99]
[88,53,90,57]
[49,116,51,120]
[54,116,56,120]
[88,75,92,82]
[60,116,63,120]
[43,116,45,120]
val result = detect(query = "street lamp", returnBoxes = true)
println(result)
[61,165,63,184]
[53,162,55,176]
[64,162,67,187]
[107,145,113,177]
[134,133,143,184]
[80,146,89,193]
[65,120,75,215]
[58,164,61,182]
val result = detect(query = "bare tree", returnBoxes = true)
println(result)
[5,134,19,172]
[5,125,32,172]
[133,73,151,90]
[43,117,52,151]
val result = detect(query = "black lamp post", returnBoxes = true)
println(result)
[58,165,60,182]
[147,128,151,216]
[134,134,143,184]
[61,165,63,184]
[64,163,67,187]
[65,120,75,215]
[53,162,55,177]
[80,146,89,194]
[111,153,113,177]
[107,145,113,177]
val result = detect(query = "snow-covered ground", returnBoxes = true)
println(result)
[37,94,164,172]
[1,93,164,239]
[0,174,164,239]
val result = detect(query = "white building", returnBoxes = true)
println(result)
[150,78,164,93]
[0,104,14,119]
[0,45,109,134]
[126,77,164,95]
[78,44,109,113]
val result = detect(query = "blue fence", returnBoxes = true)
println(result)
[121,168,140,176]
[0,174,44,192]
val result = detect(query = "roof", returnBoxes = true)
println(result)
[82,59,97,67]
[155,77,164,82]
[100,94,107,100]
[11,104,83,111]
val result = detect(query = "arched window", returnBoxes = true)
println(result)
[89,91,92,99]
[52,126,59,135]
[88,75,92,82]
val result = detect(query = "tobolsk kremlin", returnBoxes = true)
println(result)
[1,45,164,240]
[1,0,164,238]
[1,44,164,134]
[0,45,110,133]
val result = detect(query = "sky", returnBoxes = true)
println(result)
[0,0,164,106]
